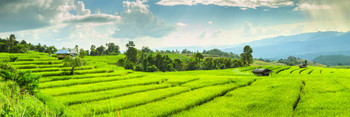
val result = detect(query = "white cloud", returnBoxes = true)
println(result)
[176,22,187,27]
[75,1,91,16]
[208,21,213,25]
[294,3,331,11]
[0,0,121,32]
[112,0,175,38]
[157,0,295,9]
[295,0,350,30]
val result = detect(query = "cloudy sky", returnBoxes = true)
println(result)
[0,0,349,51]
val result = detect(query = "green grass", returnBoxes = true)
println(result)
[40,77,166,96]
[295,78,350,116]
[173,78,301,116]
[68,87,190,116]
[119,82,253,117]
[55,84,171,105]
[2,52,350,116]
[39,73,144,89]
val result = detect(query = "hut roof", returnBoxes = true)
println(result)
[55,49,77,54]
[252,68,273,73]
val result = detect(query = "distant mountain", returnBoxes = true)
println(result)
[223,31,350,60]
[313,55,350,66]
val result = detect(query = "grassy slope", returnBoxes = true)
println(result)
[1,52,350,116]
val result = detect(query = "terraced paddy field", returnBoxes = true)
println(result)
[1,52,350,116]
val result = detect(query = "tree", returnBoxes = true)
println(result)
[194,53,204,69]
[8,34,16,51]
[79,48,86,58]
[62,56,87,75]
[106,43,120,55]
[203,57,214,70]
[126,41,135,48]
[75,45,79,53]
[90,45,96,56]
[96,45,105,55]
[125,41,137,63]
[141,46,152,53]
[240,45,253,66]
[173,59,183,71]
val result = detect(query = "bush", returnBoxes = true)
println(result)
[146,65,158,72]
[9,56,18,62]
[16,71,41,94]
[124,62,134,70]
[134,64,143,71]
[117,59,125,66]
[0,70,15,81]
[166,64,176,71]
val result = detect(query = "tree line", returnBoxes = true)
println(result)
[118,41,253,72]
[0,34,57,53]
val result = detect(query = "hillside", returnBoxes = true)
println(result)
[313,55,350,66]
[223,31,350,60]
[2,52,350,116]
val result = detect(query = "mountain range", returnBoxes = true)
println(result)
[222,31,350,60]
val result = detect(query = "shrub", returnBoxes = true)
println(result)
[0,70,15,81]
[9,56,18,62]
[124,62,134,70]
[134,64,143,71]
[16,71,41,94]
[117,59,125,66]
[146,65,158,72]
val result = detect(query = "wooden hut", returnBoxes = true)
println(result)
[299,60,308,68]
[252,68,273,76]
[55,49,77,60]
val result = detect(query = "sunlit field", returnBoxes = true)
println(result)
[1,52,350,116]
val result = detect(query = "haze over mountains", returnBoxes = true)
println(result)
[225,31,350,60]
[163,31,350,60]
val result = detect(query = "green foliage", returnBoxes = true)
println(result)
[0,34,57,54]
[79,48,86,58]
[124,61,134,70]
[62,56,87,75]
[134,64,143,71]
[313,55,350,66]
[0,64,41,95]
[125,47,138,63]
[145,65,158,72]
[240,45,253,66]
[278,56,302,66]
[141,46,152,53]
[9,56,18,62]
[16,71,41,94]
[1,102,15,117]
[202,48,239,58]
[0,70,15,81]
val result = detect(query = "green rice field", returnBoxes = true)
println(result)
[1,52,350,116]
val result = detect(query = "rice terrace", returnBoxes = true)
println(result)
[1,0,350,117]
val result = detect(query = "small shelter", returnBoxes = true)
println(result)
[252,68,273,76]
[299,60,308,68]
[55,49,77,60]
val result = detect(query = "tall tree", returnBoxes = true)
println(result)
[125,41,137,63]
[90,45,96,56]
[8,34,16,51]
[194,53,204,69]
[240,45,253,66]
[74,45,79,53]
[79,48,86,58]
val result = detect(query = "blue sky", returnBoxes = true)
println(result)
[0,0,349,51]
